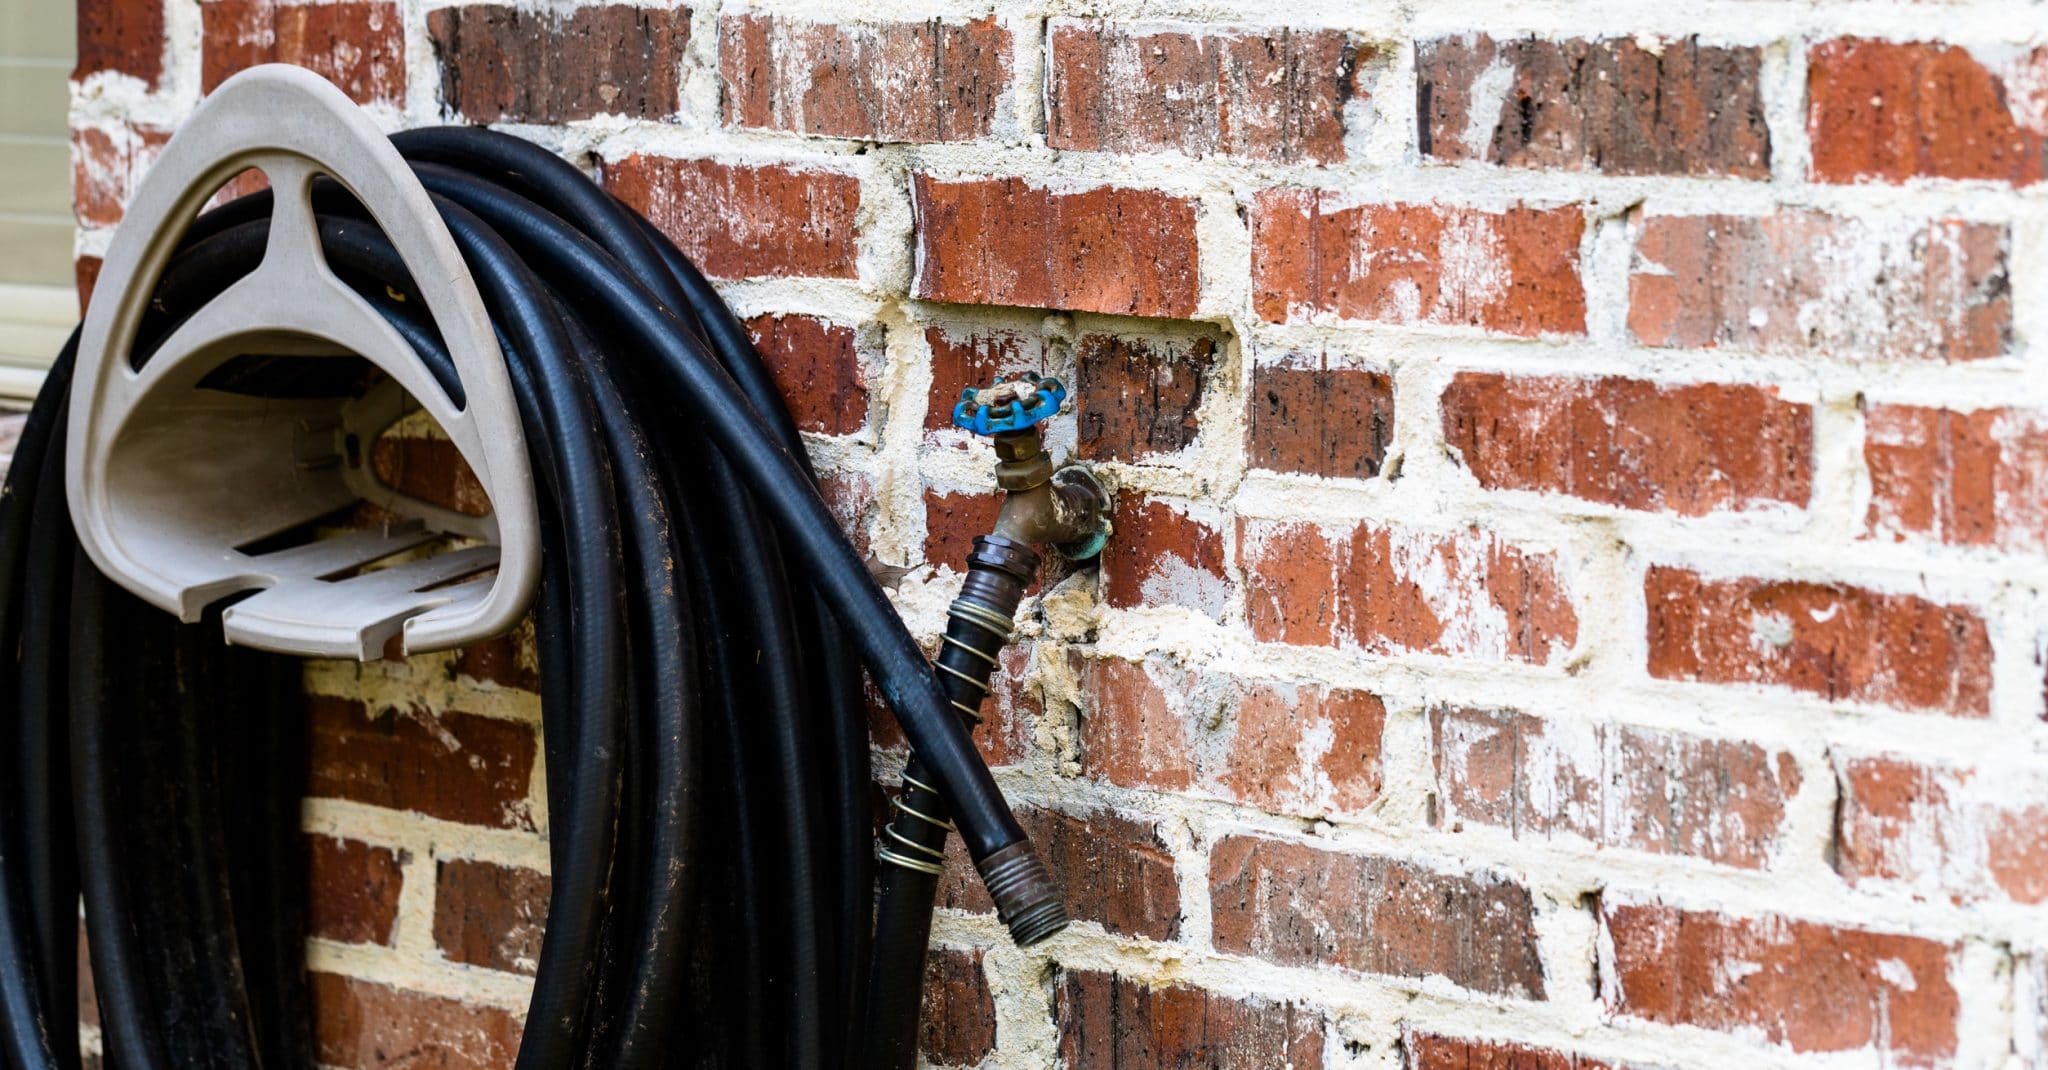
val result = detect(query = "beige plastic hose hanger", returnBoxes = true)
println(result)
[66,65,539,659]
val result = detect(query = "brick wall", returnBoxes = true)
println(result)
[67,0,2048,1066]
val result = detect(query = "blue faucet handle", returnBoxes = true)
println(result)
[950,372,1068,436]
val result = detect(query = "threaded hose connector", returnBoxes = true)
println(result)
[975,840,1069,946]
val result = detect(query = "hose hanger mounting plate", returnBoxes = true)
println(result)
[65,65,540,660]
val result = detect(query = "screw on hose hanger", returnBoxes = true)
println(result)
[950,372,1112,561]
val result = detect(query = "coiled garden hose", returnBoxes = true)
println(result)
[0,125,1065,1068]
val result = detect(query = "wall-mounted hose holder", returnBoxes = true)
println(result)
[66,66,538,659]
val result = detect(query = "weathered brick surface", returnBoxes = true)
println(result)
[922,487,1002,572]
[1249,361,1395,480]
[1406,1032,1621,1070]
[1835,752,2048,905]
[202,0,403,105]
[721,15,1009,143]
[1252,193,1586,335]
[77,0,165,86]
[912,175,1201,317]
[745,314,865,435]
[939,806,1179,941]
[1075,331,1218,462]
[1628,210,2011,362]
[1433,707,1800,867]
[1865,404,2048,552]
[310,973,524,1070]
[869,635,1035,770]
[71,123,171,229]
[1057,970,1325,1068]
[1078,656,1386,815]
[306,834,406,946]
[605,156,861,280]
[1047,22,1362,164]
[1601,901,1959,1060]
[434,858,549,974]
[1418,34,1769,177]
[1098,496,1228,619]
[1809,39,2048,187]
[1644,567,1992,717]
[1441,373,1813,516]
[922,948,997,1066]
[370,430,490,518]
[306,695,539,828]
[1211,836,1545,997]
[427,5,690,122]
[923,322,1049,435]
[1240,518,1578,664]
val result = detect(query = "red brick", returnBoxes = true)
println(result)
[306,694,539,828]
[1100,496,1228,620]
[911,175,1201,317]
[1252,193,1586,334]
[1433,707,1800,868]
[1809,39,2048,187]
[1047,22,1362,164]
[1239,518,1578,664]
[1836,752,2048,905]
[1211,836,1544,997]
[870,640,1035,770]
[922,948,996,1066]
[923,322,1049,435]
[1602,900,1959,1060]
[434,857,548,974]
[306,834,406,946]
[453,617,540,694]
[369,428,489,518]
[1441,373,1813,516]
[1250,360,1394,480]
[1406,1031,1622,1070]
[745,314,865,435]
[1075,331,1218,462]
[77,0,165,86]
[202,0,403,105]
[938,806,1179,942]
[922,487,1001,571]
[310,972,523,1070]
[1418,35,1768,178]
[1628,210,2010,362]
[76,257,104,316]
[606,156,860,281]
[427,4,689,122]
[1864,404,2048,552]
[818,470,874,559]
[72,123,171,230]
[721,15,1008,143]
[1057,970,1324,1068]
[1077,656,1386,815]
[1644,566,1991,717]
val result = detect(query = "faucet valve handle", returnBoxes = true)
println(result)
[951,372,1067,436]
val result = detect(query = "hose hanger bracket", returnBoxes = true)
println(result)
[65,65,540,659]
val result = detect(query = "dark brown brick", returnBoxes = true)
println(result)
[306,695,539,829]
[1057,970,1324,1068]
[940,806,1179,941]
[923,948,997,1066]
[1047,22,1363,164]
[721,14,1009,142]
[306,834,406,946]
[1075,331,1216,462]
[1418,34,1768,177]
[745,314,865,435]
[428,4,690,122]
[1210,836,1545,997]
[923,322,1050,434]
[77,0,166,86]
[1250,361,1394,479]
[434,858,549,975]
[1406,1032,1624,1069]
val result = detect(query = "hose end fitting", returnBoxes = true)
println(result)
[976,840,1069,946]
